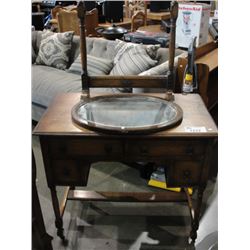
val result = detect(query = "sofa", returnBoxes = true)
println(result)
[32,30,186,121]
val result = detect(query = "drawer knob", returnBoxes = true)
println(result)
[183,170,191,180]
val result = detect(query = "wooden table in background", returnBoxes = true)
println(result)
[137,24,163,33]
[196,47,218,123]
[196,48,218,72]
[33,93,217,244]
[98,17,133,30]
[138,25,215,43]
[147,10,171,21]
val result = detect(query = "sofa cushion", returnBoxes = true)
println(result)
[32,30,42,55]
[35,31,74,70]
[32,65,115,110]
[69,35,81,66]
[32,46,37,64]
[139,52,187,76]
[110,45,158,76]
[68,54,113,76]
[32,65,82,108]
[86,37,117,61]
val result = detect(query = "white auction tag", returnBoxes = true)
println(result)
[184,126,207,132]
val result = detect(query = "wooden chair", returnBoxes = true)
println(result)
[51,5,77,19]
[124,0,147,19]
[50,6,63,31]
[131,10,147,32]
[85,8,99,37]
[49,5,77,32]
[57,8,99,37]
[57,9,80,35]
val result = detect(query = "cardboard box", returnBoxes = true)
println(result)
[176,2,211,48]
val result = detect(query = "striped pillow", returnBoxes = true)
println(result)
[110,45,157,76]
[68,54,113,76]
[113,39,160,64]
[139,52,187,76]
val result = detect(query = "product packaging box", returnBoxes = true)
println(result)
[176,2,211,48]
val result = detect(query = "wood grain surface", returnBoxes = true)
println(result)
[33,93,217,137]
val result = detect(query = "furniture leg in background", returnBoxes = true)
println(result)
[32,151,53,250]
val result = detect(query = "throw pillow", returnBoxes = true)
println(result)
[145,44,161,60]
[138,52,187,76]
[113,40,136,64]
[68,54,114,76]
[110,45,158,76]
[113,39,160,64]
[35,31,74,70]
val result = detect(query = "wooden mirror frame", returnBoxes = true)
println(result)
[76,1,178,101]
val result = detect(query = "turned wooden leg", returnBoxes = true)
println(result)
[32,151,53,250]
[33,185,54,249]
[190,184,206,242]
[50,186,66,242]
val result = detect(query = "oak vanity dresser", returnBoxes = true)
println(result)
[32,1,218,245]
[33,92,217,243]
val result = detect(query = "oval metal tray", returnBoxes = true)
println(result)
[71,95,183,134]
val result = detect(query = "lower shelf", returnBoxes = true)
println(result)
[67,190,188,202]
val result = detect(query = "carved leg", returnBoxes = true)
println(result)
[190,184,206,242]
[50,186,66,242]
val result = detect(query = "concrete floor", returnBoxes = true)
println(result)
[32,136,217,250]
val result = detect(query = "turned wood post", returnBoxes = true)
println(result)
[77,1,90,99]
[190,184,206,242]
[166,1,178,101]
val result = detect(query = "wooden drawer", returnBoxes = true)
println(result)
[49,138,123,159]
[125,140,207,160]
[167,160,203,187]
[51,159,91,186]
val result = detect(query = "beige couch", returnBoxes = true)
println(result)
[32,30,185,121]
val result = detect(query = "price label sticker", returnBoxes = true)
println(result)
[184,126,207,133]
